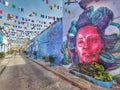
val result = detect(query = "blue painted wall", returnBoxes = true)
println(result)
[28,20,63,64]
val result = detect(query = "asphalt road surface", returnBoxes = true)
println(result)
[0,55,79,90]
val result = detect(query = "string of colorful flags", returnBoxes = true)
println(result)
[0,11,62,44]
[12,4,24,12]
[0,0,63,45]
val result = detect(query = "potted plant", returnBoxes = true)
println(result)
[22,50,28,55]
[33,51,37,59]
[42,55,49,62]
[49,55,55,66]
[0,52,5,58]
[69,62,113,88]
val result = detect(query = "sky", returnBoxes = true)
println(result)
[0,0,63,46]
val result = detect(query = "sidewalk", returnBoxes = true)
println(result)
[27,57,115,90]
[0,55,12,74]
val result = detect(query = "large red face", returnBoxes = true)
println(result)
[76,25,102,63]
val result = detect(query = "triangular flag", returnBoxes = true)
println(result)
[53,17,55,21]
[5,1,9,6]
[21,8,24,12]
[0,21,2,24]
[54,4,56,8]
[29,14,32,17]
[32,12,37,16]
[0,10,2,14]
[22,17,24,20]
[49,5,52,10]
[57,6,59,9]
[7,13,13,21]
[14,20,16,23]
[68,10,70,14]
[0,16,2,19]
[35,13,37,16]
[12,4,16,9]
[16,16,18,19]
[65,9,67,12]
[46,0,48,4]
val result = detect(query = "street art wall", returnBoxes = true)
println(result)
[28,20,63,64]
[62,0,120,88]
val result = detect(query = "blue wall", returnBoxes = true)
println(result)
[28,20,63,64]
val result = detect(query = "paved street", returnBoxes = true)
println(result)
[0,55,79,90]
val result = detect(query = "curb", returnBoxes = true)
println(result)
[0,58,10,75]
[0,65,6,74]
[29,58,87,90]
[26,57,110,90]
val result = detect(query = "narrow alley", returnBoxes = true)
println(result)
[0,55,79,90]
[1,0,120,90]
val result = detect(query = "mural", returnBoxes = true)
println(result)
[62,0,120,88]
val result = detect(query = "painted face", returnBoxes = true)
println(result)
[76,25,102,63]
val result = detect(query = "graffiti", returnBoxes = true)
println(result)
[61,41,70,64]
[62,6,120,71]
[75,25,102,63]
[79,0,100,9]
